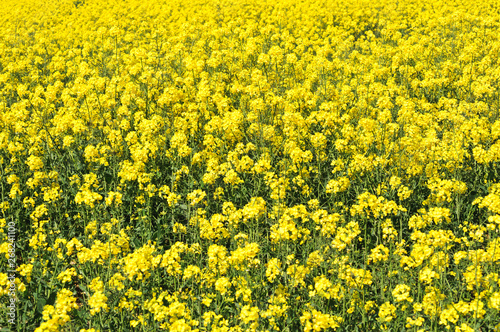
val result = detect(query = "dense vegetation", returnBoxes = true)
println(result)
[1,0,500,331]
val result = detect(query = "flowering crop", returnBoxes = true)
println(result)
[1,0,500,331]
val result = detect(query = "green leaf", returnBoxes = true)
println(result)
[36,298,46,314]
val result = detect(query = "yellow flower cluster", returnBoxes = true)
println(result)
[1,0,500,330]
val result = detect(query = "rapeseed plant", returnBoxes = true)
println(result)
[1,0,500,330]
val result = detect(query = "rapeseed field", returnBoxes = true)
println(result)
[1,0,500,330]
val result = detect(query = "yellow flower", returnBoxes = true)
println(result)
[326,177,350,194]
[105,191,123,206]
[405,316,425,328]
[108,273,126,291]
[35,289,78,332]
[89,290,108,315]
[439,305,459,329]
[186,189,207,206]
[455,323,474,332]
[183,265,201,280]
[26,155,44,171]
[202,297,213,307]
[266,258,281,283]
[57,268,77,284]
[368,244,390,264]
[240,305,259,329]
[18,264,34,283]
[300,309,343,331]
[392,284,413,303]
[378,302,396,322]
[242,197,267,222]
[215,277,231,295]
[489,292,500,311]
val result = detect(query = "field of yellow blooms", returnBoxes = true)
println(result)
[2,0,500,330]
